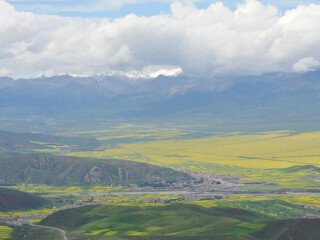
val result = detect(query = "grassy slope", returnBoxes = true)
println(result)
[40,203,320,240]
[40,203,272,240]
[0,154,192,186]
[0,188,50,212]
[255,218,320,240]
[10,225,63,240]
[195,199,319,219]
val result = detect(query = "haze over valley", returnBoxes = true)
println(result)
[1,0,320,239]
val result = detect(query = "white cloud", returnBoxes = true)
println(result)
[292,57,320,73]
[0,68,9,77]
[1,0,320,78]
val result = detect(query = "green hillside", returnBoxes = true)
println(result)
[282,165,320,173]
[0,188,50,212]
[10,225,64,240]
[40,203,320,240]
[0,154,192,186]
[254,218,320,240]
[40,203,268,239]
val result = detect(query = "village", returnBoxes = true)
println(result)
[127,171,277,191]
[0,215,42,227]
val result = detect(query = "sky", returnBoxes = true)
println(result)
[5,0,319,18]
[1,0,320,78]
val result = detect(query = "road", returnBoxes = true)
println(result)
[30,223,68,240]
[110,190,320,196]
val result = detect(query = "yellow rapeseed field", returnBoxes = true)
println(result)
[57,127,320,187]
[120,131,320,169]
[0,226,13,239]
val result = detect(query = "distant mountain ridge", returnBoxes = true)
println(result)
[0,154,193,186]
[3,72,320,97]
[1,72,320,130]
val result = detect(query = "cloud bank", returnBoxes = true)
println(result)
[1,0,320,78]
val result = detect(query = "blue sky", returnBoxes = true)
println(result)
[6,0,318,18]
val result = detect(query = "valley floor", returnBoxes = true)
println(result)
[2,125,320,239]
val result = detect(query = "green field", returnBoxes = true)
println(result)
[40,203,320,240]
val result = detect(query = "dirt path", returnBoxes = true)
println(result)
[31,223,68,240]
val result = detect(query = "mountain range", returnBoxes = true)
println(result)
[1,71,320,131]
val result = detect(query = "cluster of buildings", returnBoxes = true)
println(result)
[138,194,226,204]
[60,198,102,210]
[1,218,28,226]
[299,204,320,212]
[0,214,42,226]
[295,204,320,218]
[128,172,245,191]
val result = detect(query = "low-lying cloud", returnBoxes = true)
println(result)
[1,0,320,78]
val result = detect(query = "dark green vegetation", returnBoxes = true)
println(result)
[254,218,320,240]
[282,165,320,173]
[0,154,192,186]
[0,188,50,212]
[9,225,63,240]
[40,203,320,240]
[0,130,100,157]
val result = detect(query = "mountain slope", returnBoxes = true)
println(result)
[40,203,269,239]
[255,218,320,240]
[0,154,192,186]
[1,72,320,132]
[0,188,50,212]
[39,203,320,240]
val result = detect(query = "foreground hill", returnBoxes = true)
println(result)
[0,154,192,186]
[40,203,270,240]
[40,203,320,240]
[0,188,50,212]
[255,218,320,240]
